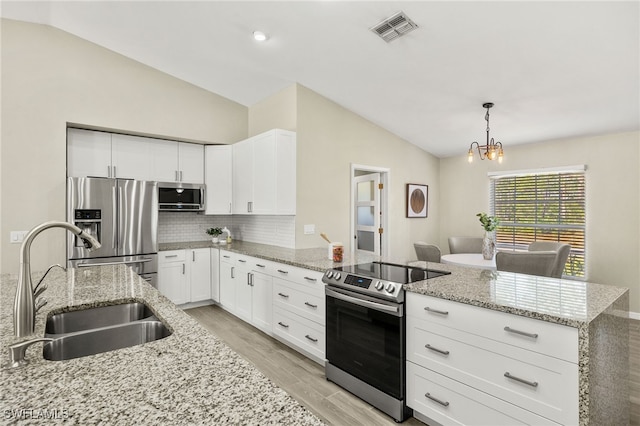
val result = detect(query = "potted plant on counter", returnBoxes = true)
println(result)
[477,212,499,260]
[206,227,223,244]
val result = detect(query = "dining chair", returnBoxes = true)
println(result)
[414,242,441,263]
[495,251,558,277]
[528,242,571,278]
[448,236,483,254]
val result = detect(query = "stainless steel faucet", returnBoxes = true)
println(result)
[13,221,101,337]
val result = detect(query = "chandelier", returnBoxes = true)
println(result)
[468,102,504,163]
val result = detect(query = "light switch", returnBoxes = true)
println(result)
[304,224,315,235]
[10,231,28,243]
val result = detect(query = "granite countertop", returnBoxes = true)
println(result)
[0,266,324,425]
[162,240,628,328]
[159,240,378,273]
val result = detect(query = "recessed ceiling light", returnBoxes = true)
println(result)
[253,31,268,42]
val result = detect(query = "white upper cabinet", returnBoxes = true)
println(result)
[179,142,204,184]
[152,140,204,184]
[67,128,204,184]
[67,128,112,178]
[111,133,157,181]
[232,129,296,215]
[204,145,233,215]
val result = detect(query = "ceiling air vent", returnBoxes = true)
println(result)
[370,11,418,43]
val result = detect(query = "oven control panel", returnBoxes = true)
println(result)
[323,270,402,301]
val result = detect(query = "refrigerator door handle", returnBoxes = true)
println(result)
[112,186,118,250]
[76,258,154,267]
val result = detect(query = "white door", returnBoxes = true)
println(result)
[232,139,253,213]
[354,173,382,256]
[204,145,233,215]
[111,134,154,180]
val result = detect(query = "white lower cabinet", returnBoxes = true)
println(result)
[406,292,578,426]
[158,248,212,305]
[217,250,325,363]
[270,265,325,363]
[158,250,189,305]
[218,251,273,334]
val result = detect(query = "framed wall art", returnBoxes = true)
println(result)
[406,183,428,218]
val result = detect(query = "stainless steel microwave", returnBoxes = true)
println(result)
[158,182,205,211]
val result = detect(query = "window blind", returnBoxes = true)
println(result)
[490,171,586,278]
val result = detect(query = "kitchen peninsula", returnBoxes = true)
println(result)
[0,241,629,425]
[0,265,324,425]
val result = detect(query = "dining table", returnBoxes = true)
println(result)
[441,253,496,271]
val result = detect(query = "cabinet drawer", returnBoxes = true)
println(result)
[407,362,560,426]
[273,280,325,325]
[408,317,578,424]
[272,265,324,292]
[159,250,185,263]
[406,293,578,363]
[273,306,325,361]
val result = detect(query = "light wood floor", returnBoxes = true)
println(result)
[187,305,640,426]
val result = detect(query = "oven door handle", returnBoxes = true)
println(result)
[326,288,400,314]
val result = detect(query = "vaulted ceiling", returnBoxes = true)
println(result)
[2,1,638,157]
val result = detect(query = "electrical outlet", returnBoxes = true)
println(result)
[10,231,28,243]
[304,224,315,235]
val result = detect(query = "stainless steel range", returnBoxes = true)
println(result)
[323,261,450,422]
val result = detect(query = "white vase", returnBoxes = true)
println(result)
[482,231,496,260]
[211,237,219,244]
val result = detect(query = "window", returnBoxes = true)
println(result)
[490,167,586,278]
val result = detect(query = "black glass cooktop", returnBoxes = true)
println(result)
[334,261,451,284]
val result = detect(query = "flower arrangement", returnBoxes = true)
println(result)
[476,213,499,232]
[206,227,223,237]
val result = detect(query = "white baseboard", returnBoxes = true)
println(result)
[629,311,640,321]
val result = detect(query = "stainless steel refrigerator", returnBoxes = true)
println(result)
[67,177,159,287]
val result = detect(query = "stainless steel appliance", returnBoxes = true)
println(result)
[67,177,159,287]
[158,182,205,211]
[323,261,451,422]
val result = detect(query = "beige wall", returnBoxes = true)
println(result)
[294,85,440,260]
[440,131,640,312]
[0,19,247,273]
[248,84,297,137]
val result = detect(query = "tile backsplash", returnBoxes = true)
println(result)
[158,212,295,248]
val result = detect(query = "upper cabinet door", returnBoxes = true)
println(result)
[111,134,155,180]
[179,143,204,184]
[275,131,296,215]
[67,128,112,178]
[251,132,277,214]
[205,145,233,215]
[232,139,254,213]
[152,139,179,182]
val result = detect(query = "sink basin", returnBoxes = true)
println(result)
[43,320,171,361]
[43,302,172,361]
[45,302,156,334]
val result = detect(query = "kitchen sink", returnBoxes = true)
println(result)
[43,320,171,361]
[43,302,172,361]
[45,302,156,334]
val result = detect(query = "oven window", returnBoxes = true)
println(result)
[326,295,405,399]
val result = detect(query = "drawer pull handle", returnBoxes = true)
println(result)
[165,255,178,258]
[256,264,266,268]
[424,307,449,316]
[425,392,450,407]
[277,292,290,299]
[277,269,289,274]
[304,302,318,309]
[223,255,231,259]
[504,326,539,339]
[304,276,317,282]
[504,372,538,388]
[425,344,450,356]
[305,335,318,343]
[238,259,247,263]
[277,322,289,329]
